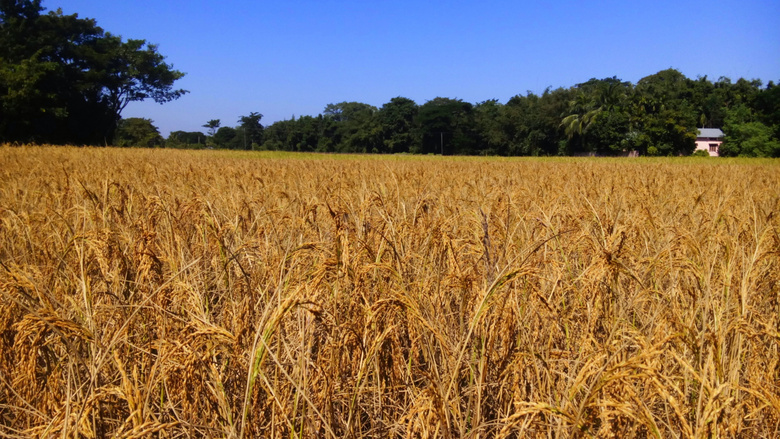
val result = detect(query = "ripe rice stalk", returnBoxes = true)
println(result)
[1,146,779,437]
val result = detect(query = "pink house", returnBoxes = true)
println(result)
[695,128,725,156]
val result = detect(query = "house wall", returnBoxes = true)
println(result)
[695,138,722,157]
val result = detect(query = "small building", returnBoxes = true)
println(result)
[695,128,725,156]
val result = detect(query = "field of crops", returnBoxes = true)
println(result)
[1,146,778,438]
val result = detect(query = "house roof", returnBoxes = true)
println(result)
[697,128,725,138]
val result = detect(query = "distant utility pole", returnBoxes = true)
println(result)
[441,132,444,155]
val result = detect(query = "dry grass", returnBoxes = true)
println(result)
[1,146,778,438]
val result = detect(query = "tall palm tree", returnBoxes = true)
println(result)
[561,93,599,141]
[561,81,628,149]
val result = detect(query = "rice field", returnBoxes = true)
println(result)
[1,146,778,438]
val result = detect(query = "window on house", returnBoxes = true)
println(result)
[709,143,718,152]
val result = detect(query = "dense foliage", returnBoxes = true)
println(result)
[225,71,779,156]
[114,117,163,148]
[2,0,778,155]
[0,0,186,145]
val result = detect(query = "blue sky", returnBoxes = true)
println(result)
[52,0,780,136]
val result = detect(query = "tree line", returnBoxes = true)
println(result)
[168,72,778,156]
[2,2,778,156]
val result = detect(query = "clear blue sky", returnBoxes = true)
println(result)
[52,0,780,136]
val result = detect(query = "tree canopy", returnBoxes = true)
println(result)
[0,0,186,145]
[114,117,162,148]
[254,71,777,157]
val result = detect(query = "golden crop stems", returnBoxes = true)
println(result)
[0,146,778,438]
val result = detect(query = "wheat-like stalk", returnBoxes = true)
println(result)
[1,146,778,437]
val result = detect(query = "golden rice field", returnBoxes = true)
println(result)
[1,146,779,438]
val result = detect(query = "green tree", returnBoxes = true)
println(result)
[238,112,263,149]
[322,102,380,153]
[690,76,727,128]
[114,117,162,147]
[0,0,186,144]
[296,115,323,152]
[323,102,368,122]
[628,102,697,156]
[203,119,220,136]
[631,69,697,155]
[166,130,205,148]
[416,97,476,154]
[378,97,418,153]
[260,119,292,151]
[503,92,541,155]
[721,104,780,157]
[561,77,630,154]
[473,99,507,155]
[753,80,780,137]
[721,121,780,157]
[503,88,573,155]
[261,116,323,152]
[212,126,238,149]
[561,93,600,150]
[586,110,632,154]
